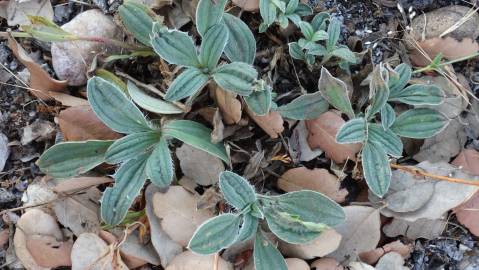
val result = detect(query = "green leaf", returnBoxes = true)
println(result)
[380,103,396,129]
[362,142,391,197]
[244,83,272,116]
[308,44,327,56]
[288,42,305,60]
[151,23,200,67]
[366,65,390,119]
[286,13,302,26]
[253,231,287,270]
[388,84,445,105]
[336,117,367,144]
[390,108,449,139]
[87,77,151,134]
[196,0,228,36]
[101,154,149,225]
[271,0,286,12]
[212,62,257,96]
[37,140,113,179]
[127,81,184,114]
[294,3,313,16]
[118,0,157,46]
[277,14,288,29]
[299,21,314,40]
[22,16,77,42]
[285,0,299,14]
[259,0,277,31]
[199,24,229,70]
[311,12,330,31]
[368,124,403,157]
[276,92,329,120]
[219,171,256,210]
[188,214,241,254]
[318,67,355,119]
[162,120,229,162]
[326,18,341,49]
[223,13,256,64]
[388,63,411,94]
[331,47,356,63]
[95,69,128,94]
[164,68,209,101]
[237,214,259,241]
[105,131,160,164]
[146,138,174,188]
[311,30,328,42]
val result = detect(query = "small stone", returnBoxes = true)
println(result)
[51,9,120,86]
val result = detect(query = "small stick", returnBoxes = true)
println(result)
[390,163,479,186]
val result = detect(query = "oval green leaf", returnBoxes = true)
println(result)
[196,0,228,36]
[212,62,257,96]
[388,84,445,105]
[127,81,184,114]
[362,141,391,197]
[164,68,209,101]
[146,138,174,188]
[318,67,355,119]
[390,108,449,139]
[276,91,329,120]
[368,124,403,157]
[199,24,229,70]
[336,117,367,144]
[223,13,256,64]
[253,231,287,270]
[219,171,256,210]
[105,131,160,164]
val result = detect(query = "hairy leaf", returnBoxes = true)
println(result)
[212,62,257,96]
[87,77,151,134]
[162,120,228,162]
[391,108,449,139]
[127,81,184,114]
[188,214,241,254]
[101,154,149,225]
[368,124,403,157]
[388,63,411,94]
[336,118,367,144]
[380,103,396,130]
[146,138,174,188]
[118,0,156,46]
[37,140,113,179]
[276,92,329,120]
[326,18,340,49]
[288,42,305,60]
[196,0,228,36]
[151,23,200,67]
[259,0,277,32]
[223,13,256,64]
[254,231,287,270]
[219,171,256,210]
[199,24,228,70]
[367,65,389,119]
[318,67,355,119]
[22,16,76,42]
[362,142,391,197]
[331,47,356,63]
[299,21,314,40]
[388,84,445,105]
[164,68,209,101]
[237,214,259,241]
[244,85,272,116]
[105,131,160,164]
[311,12,330,31]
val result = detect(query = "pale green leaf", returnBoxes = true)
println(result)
[336,117,367,144]
[105,131,160,164]
[212,62,257,96]
[127,81,184,114]
[164,68,209,101]
[188,214,241,254]
[223,13,256,64]
[119,0,156,46]
[331,47,356,63]
[388,84,445,105]
[259,0,277,31]
[311,30,328,41]
[162,120,229,162]
[388,63,411,94]
[380,103,396,130]
[311,12,330,31]
[288,42,305,60]
[22,16,76,42]
[390,108,449,139]
[276,92,329,120]
[196,0,228,36]
[87,77,151,134]
[146,138,174,188]
[244,86,272,116]
[326,18,341,49]
[199,24,229,70]
[294,3,312,16]
[368,124,403,157]
[299,21,314,40]
[219,171,256,210]
[237,214,259,242]
[285,0,299,14]
[37,140,113,179]
[366,65,390,119]
[253,231,287,270]
[362,142,391,197]
[318,67,355,119]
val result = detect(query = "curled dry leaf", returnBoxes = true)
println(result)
[152,186,214,246]
[247,109,284,139]
[305,111,361,163]
[213,85,242,124]
[285,258,309,270]
[176,144,225,186]
[166,250,233,270]
[382,217,447,240]
[453,191,479,237]
[452,149,479,176]
[359,240,412,265]
[406,5,479,66]
[280,229,342,259]
[328,206,381,263]
[278,167,348,203]
[311,258,344,270]
[71,233,128,270]
[58,105,121,141]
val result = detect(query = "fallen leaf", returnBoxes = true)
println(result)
[285,258,309,270]
[213,85,242,124]
[278,167,348,203]
[26,235,73,268]
[119,230,161,268]
[3,0,53,26]
[21,120,55,145]
[452,149,479,176]
[152,186,213,246]
[176,144,225,186]
[211,108,225,143]
[348,261,376,270]
[145,184,182,267]
[328,206,381,263]
[21,181,57,212]
[375,252,409,270]
[58,105,121,141]
[311,258,344,270]
[359,240,412,265]
[71,233,128,270]
[232,0,259,11]
[0,229,9,249]
[247,109,284,139]
[52,177,113,193]
[289,121,323,162]
[306,111,361,163]
[0,133,9,172]
[280,229,342,259]
[382,217,446,240]
[453,190,479,237]
[167,251,233,270]
[197,187,222,210]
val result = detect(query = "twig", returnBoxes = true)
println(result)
[390,163,479,186]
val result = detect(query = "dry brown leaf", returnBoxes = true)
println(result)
[409,37,479,66]
[359,240,413,265]
[232,0,259,11]
[71,233,128,270]
[118,231,161,268]
[452,149,479,176]
[278,167,348,203]
[166,250,233,270]
[289,121,323,162]
[247,109,284,139]
[58,105,121,141]
[52,176,113,193]
[285,258,309,270]
[382,217,447,240]
[306,111,361,163]
[311,258,344,270]
[0,229,9,249]
[280,229,342,259]
[213,85,242,124]
[26,235,72,268]
[453,191,479,237]
[176,144,225,186]
[152,186,213,246]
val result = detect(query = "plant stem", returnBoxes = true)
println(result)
[390,163,479,186]
[413,51,479,74]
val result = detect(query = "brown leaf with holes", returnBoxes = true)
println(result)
[278,167,348,203]
[305,111,361,163]
[359,240,413,265]
[58,105,121,141]
[247,109,284,139]
[452,149,479,176]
